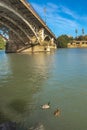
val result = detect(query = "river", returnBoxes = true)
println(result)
[0,48,87,130]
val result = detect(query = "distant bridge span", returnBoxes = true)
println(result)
[0,0,56,53]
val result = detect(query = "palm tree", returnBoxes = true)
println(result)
[75,29,78,39]
[82,28,84,36]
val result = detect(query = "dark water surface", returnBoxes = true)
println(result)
[0,48,87,130]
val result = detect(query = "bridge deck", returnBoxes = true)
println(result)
[0,0,56,52]
[0,0,56,39]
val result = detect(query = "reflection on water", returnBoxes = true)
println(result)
[0,51,12,83]
[9,99,27,114]
[0,49,87,130]
[0,51,53,129]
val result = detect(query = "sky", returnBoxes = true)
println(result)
[28,0,87,37]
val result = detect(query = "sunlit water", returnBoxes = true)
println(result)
[0,48,87,130]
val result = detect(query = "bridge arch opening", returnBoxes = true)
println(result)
[0,23,28,52]
[0,24,9,51]
[0,24,9,39]
[44,35,51,41]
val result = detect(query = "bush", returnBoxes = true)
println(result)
[57,35,73,48]
[0,36,6,49]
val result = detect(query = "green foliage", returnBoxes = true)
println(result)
[84,35,87,40]
[74,35,87,41]
[82,28,84,35]
[57,35,73,48]
[75,35,84,41]
[0,25,9,50]
[0,36,6,50]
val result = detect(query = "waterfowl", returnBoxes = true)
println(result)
[41,102,50,109]
[54,109,61,116]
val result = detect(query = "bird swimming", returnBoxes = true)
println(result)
[41,102,50,109]
[54,109,61,116]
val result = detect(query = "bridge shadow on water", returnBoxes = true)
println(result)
[0,51,53,130]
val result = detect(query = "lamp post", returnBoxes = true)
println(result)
[75,29,78,39]
[44,7,46,24]
[82,28,84,36]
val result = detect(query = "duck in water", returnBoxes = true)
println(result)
[54,109,61,117]
[41,102,50,109]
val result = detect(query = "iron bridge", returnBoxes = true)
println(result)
[0,0,56,52]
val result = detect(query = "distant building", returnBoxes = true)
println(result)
[67,41,87,48]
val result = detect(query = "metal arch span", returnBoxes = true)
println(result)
[20,0,56,40]
[0,2,39,42]
[0,21,25,44]
[1,15,32,42]
[0,14,31,43]
[0,0,56,52]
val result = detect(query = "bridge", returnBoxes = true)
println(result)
[0,0,56,53]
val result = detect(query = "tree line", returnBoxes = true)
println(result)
[0,26,8,50]
[0,35,6,50]
[1,34,87,50]
[0,25,87,49]
[57,28,87,48]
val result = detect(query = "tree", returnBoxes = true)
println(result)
[75,29,78,38]
[82,28,84,36]
[0,36,6,49]
[57,35,73,48]
[76,35,83,41]
[84,35,87,40]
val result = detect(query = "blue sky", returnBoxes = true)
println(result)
[28,0,87,37]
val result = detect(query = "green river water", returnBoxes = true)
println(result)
[0,48,87,130]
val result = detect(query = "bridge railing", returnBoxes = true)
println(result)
[23,0,56,39]
[25,0,46,25]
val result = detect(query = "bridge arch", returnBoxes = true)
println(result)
[44,35,51,41]
[0,20,26,44]
[0,0,56,52]
[0,2,39,43]
[1,15,32,42]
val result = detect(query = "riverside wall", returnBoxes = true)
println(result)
[67,41,87,48]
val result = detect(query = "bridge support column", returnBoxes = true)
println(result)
[5,31,25,53]
[38,28,45,44]
[5,41,17,53]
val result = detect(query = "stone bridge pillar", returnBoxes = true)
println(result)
[5,31,24,53]
[38,28,45,44]
[50,38,54,45]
